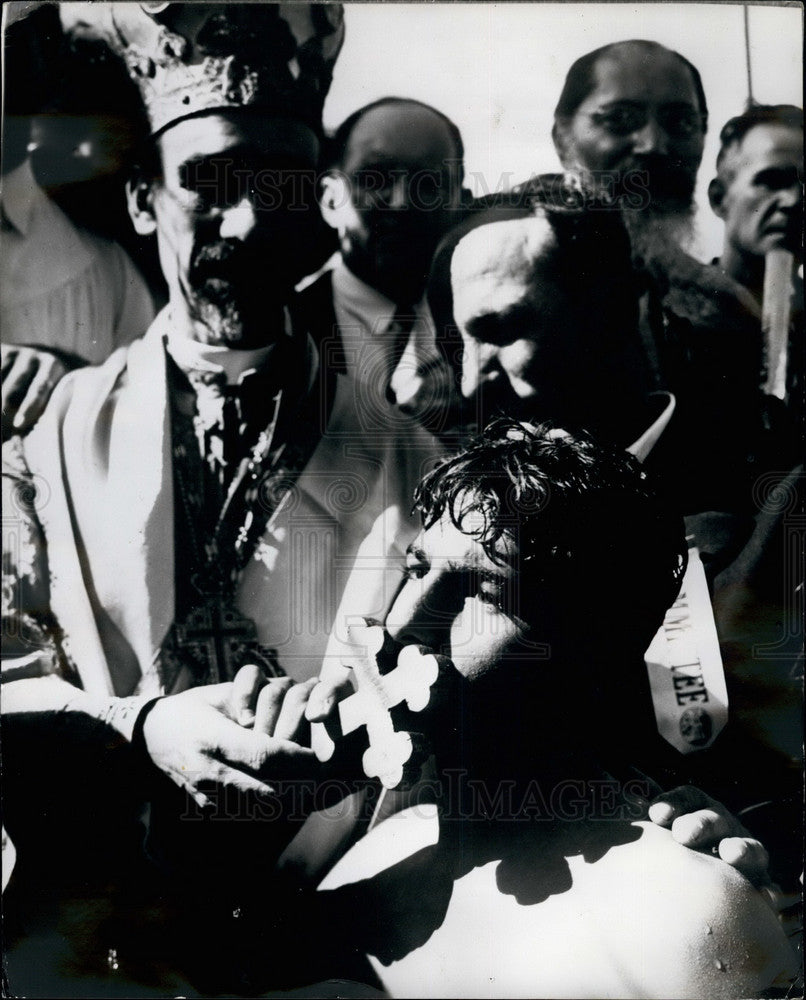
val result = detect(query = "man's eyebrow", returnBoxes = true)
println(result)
[180,147,256,177]
[754,165,802,185]
[474,566,509,586]
[595,100,644,109]
[441,558,508,585]
[595,99,698,110]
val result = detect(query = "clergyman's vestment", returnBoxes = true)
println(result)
[2,305,443,698]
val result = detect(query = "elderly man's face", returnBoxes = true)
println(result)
[712,124,803,263]
[451,218,584,422]
[134,111,319,347]
[384,511,532,682]
[555,45,705,214]
[322,102,461,303]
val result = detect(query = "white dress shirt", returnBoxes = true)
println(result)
[325,254,454,421]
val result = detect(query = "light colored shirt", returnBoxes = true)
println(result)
[323,254,455,421]
[0,159,154,362]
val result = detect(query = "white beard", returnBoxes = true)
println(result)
[621,205,697,269]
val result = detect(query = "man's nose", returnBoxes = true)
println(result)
[776,180,803,210]
[219,195,260,241]
[387,174,410,210]
[385,579,450,650]
[631,117,670,157]
[460,337,498,398]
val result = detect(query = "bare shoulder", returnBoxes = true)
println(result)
[569,820,797,998]
[369,819,796,999]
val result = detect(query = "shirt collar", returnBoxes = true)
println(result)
[626,392,676,463]
[1,159,39,236]
[164,308,293,386]
[331,254,427,334]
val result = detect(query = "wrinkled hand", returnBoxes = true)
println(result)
[142,669,317,809]
[1,344,68,438]
[648,786,771,885]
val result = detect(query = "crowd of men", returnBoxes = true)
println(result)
[1,4,802,997]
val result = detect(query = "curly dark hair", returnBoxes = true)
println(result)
[414,418,686,660]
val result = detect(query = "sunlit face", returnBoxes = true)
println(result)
[143,111,319,347]
[715,124,803,262]
[456,276,581,421]
[384,511,534,682]
[450,219,584,422]
[323,102,461,303]
[555,44,705,214]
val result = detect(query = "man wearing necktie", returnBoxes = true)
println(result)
[312,97,467,430]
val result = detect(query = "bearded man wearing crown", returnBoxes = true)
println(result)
[1,5,443,992]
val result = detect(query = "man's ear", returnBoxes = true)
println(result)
[126,175,158,236]
[708,177,726,218]
[552,121,573,169]
[318,170,350,231]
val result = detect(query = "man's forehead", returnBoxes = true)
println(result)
[344,103,456,169]
[157,112,319,167]
[732,123,804,170]
[586,45,700,109]
[454,217,555,278]
[451,216,569,326]
[414,511,515,568]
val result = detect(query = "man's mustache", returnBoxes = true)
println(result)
[189,241,269,286]
[619,154,697,205]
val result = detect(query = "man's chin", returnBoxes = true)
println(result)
[760,232,801,258]
[192,298,284,349]
[463,386,544,427]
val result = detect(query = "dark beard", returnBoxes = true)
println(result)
[187,242,289,346]
[617,153,698,215]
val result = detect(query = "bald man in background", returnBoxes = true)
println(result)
[309,97,465,431]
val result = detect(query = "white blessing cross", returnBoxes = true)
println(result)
[312,622,441,789]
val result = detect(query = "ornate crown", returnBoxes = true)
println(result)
[59,2,345,136]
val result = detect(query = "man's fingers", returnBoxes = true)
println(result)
[671,808,733,848]
[3,353,42,438]
[1,346,20,378]
[201,764,277,800]
[231,663,269,727]
[14,359,65,432]
[253,677,294,734]
[718,837,770,881]
[306,669,354,722]
[646,800,676,827]
[261,737,318,780]
[214,717,316,780]
[649,785,720,826]
[273,678,316,743]
[2,353,37,407]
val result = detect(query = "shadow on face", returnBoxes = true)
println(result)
[128,110,324,347]
[451,216,584,418]
[441,208,646,439]
[712,123,803,264]
[320,100,463,303]
[553,42,705,215]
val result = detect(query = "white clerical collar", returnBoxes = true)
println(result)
[164,310,292,385]
[626,392,676,463]
[1,159,39,236]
